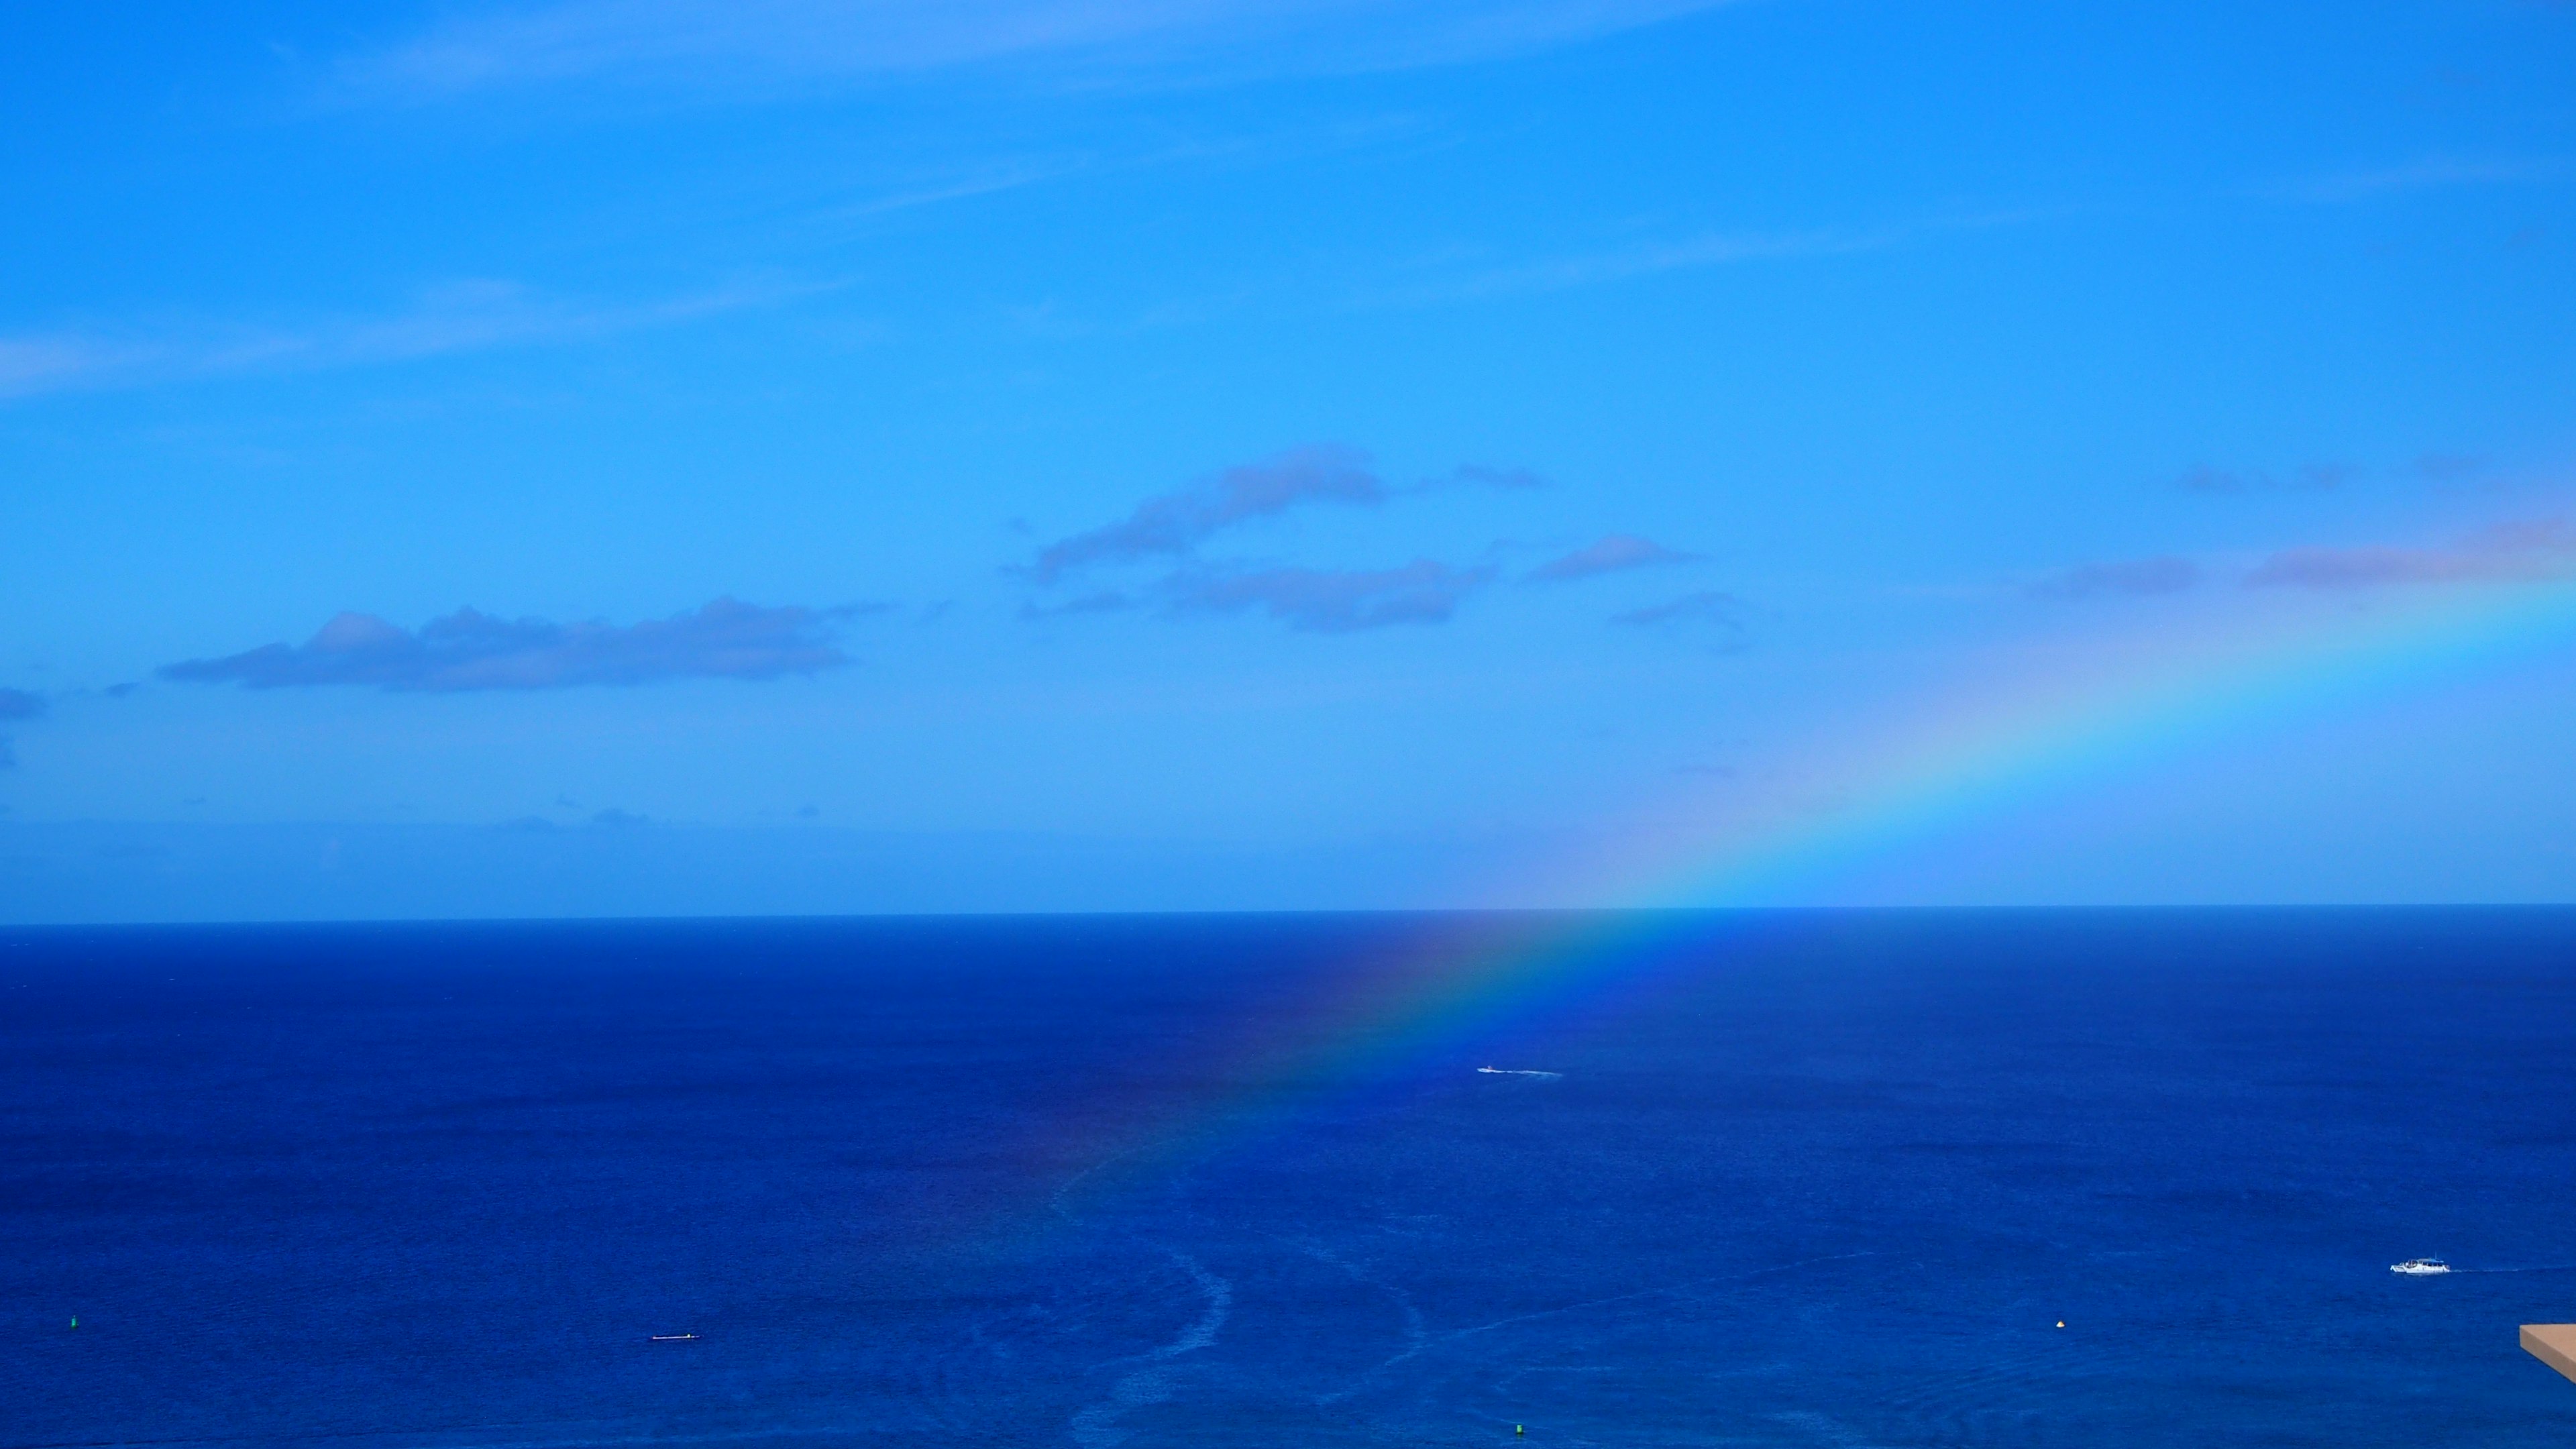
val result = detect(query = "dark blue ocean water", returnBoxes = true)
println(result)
[5,910,2575,1448]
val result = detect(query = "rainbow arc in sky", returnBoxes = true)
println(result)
[1028,570,2576,1218]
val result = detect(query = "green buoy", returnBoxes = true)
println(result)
[70,1317,78,1330]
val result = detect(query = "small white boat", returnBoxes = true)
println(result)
[2391,1258,2451,1276]
[650,1333,700,1341]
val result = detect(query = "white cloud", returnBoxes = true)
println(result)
[1381,209,2051,306]
[0,277,800,400]
[341,0,1746,101]
[0,337,149,396]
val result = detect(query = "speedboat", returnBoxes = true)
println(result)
[2390,1258,2450,1276]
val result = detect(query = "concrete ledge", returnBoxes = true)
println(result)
[2524,1324,2576,1384]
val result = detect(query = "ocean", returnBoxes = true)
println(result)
[4,910,2574,1447]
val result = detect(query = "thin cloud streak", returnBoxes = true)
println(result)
[1020,590,1140,620]
[2263,155,2566,205]
[342,0,1746,101]
[1613,589,1749,627]
[160,598,854,693]
[1529,533,1699,582]
[1611,589,1752,649]
[2246,519,2576,590]
[1438,463,1546,491]
[1430,228,1879,301]
[1165,559,1494,631]
[2175,462,2351,494]
[2027,556,2204,601]
[1385,209,2053,306]
[0,278,806,401]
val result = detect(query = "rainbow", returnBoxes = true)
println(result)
[1587,573,2576,909]
[1031,570,2576,1216]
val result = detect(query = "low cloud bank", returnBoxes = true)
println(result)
[160,597,850,692]
[2248,520,2576,590]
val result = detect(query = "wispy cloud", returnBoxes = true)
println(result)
[1022,445,1568,631]
[0,683,49,772]
[495,806,653,830]
[160,598,854,692]
[2265,155,2565,205]
[1611,589,1752,648]
[1019,589,1140,620]
[2027,555,2203,601]
[0,338,145,396]
[2174,462,2351,494]
[1166,559,1493,631]
[1030,443,1555,584]
[1392,209,2049,306]
[343,0,1744,102]
[1032,443,1387,582]
[2410,453,2487,482]
[0,277,799,401]
[1419,227,1883,301]
[828,162,1087,221]
[2246,519,2576,590]
[1436,462,1547,491]
[1528,533,1699,583]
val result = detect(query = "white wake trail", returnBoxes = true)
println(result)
[1068,1252,1232,1448]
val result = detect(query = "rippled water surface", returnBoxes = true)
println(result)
[5,910,2575,1447]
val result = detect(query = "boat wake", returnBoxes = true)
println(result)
[2392,1257,2576,1276]
[1069,1252,1232,1448]
[1476,1067,1562,1079]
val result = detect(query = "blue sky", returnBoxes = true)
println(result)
[5,0,2575,919]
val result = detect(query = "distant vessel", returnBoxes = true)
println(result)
[650,1333,700,1341]
[2391,1258,2451,1276]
